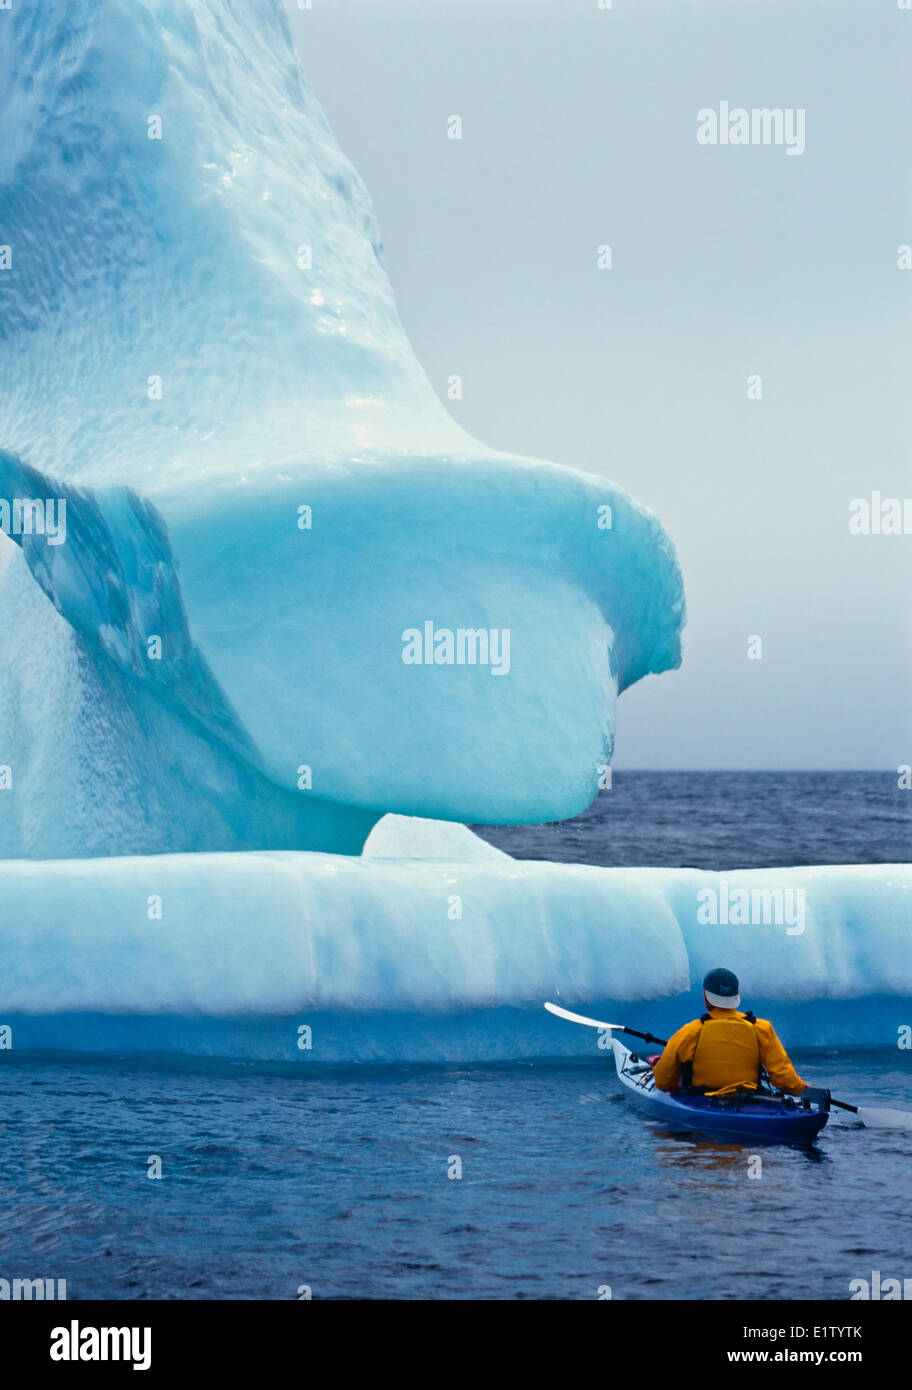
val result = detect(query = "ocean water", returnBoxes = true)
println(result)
[475,770,911,868]
[3,772,909,1301]
[1,1052,908,1300]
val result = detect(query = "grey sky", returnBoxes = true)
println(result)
[287,0,911,770]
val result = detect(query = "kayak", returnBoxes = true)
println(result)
[612,1038,830,1145]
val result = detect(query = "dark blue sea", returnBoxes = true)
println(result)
[2,773,909,1300]
[474,770,911,868]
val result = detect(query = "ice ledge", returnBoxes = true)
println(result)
[0,855,909,1058]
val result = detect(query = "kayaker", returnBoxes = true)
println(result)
[650,967,827,1100]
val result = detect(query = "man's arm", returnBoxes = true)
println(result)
[652,1021,699,1092]
[757,1020,805,1094]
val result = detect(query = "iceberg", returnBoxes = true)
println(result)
[0,531,376,859]
[0,0,682,847]
[0,847,908,1058]
[362,813,513,863]
[1,2,908,1062]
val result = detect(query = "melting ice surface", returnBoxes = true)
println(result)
[1,832,910,1057]
[0,0,681,846]
[0,1,908,1056]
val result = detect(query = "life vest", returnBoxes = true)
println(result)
[686,1012,761,1093]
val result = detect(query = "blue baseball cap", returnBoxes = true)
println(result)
[703,967,741,1009]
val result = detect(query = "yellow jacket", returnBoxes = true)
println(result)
[652,1007,806,1095]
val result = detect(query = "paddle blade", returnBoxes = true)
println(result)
[543,1002,624,1031]
[855,1106,912,1130]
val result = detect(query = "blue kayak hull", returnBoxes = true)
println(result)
[612,1039,829,1145]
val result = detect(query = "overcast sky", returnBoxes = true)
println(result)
[287,0,912,770]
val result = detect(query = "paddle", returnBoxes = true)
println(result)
[828,1097,912,1129]
[543,1001,668,1047]
[543,1002,912,1130]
